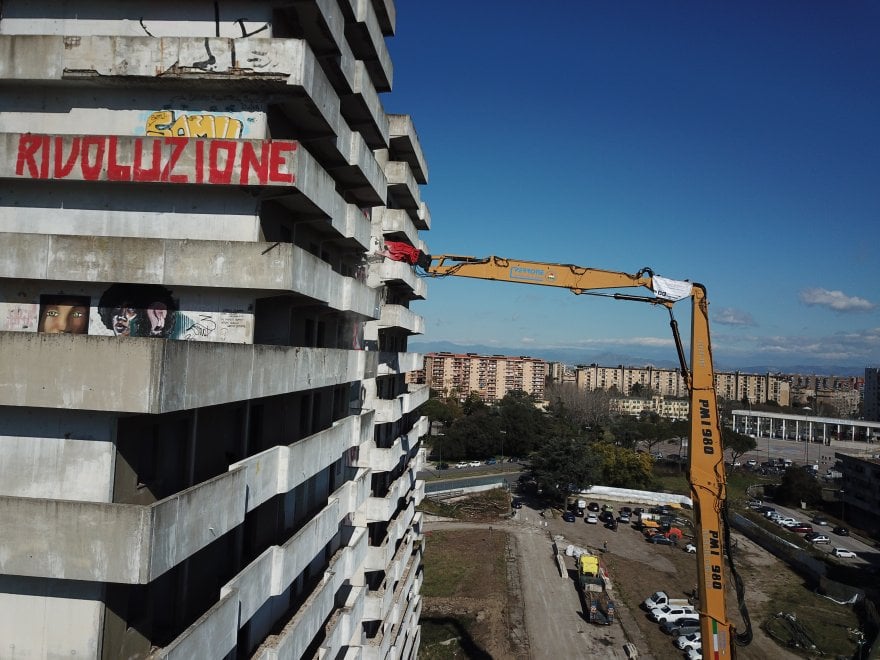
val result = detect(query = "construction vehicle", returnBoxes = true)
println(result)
[424,254,753,658]
[575,552,615,624]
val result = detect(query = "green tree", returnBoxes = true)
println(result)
[419,397,456,428]
[591,442,654,488]
[529,436,602,502]
[773,467,822,507]
[631,383,655,398]
[723,428,757,464]
[462,392,487,416]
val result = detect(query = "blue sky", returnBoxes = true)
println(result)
[385,2,880,370]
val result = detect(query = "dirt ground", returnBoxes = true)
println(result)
[420,519,524,660]
[419,490,861,659]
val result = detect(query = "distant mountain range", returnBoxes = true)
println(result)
[408,340,867,377]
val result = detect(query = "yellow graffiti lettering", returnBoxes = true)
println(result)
[145,111,243,139]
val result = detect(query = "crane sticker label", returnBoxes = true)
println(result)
[699,399,715,454]
[509,265,554,283]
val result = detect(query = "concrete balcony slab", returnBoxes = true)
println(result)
[0,35,344,138]
[388,115,428,184]
[0,333,377,413]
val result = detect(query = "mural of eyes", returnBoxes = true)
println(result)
[37,296,91,334]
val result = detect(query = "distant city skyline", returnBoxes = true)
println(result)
[388,3,880,368]
[410,339,868,377]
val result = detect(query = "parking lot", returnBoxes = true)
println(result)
[511,496,806,660]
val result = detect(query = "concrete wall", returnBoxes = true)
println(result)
[0,407,116,500]
[0,576,103,658]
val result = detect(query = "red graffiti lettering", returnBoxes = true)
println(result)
[208,140,237,184]
[54,136,80,178]
[195,140,204,184]
[133,138,162,182]
[269,141,295,184]
[39,135,50,179]
[80,136,106,180]
[11,134,298,186]
[239,141,269,185]
[106,136,132,181]
[160,137,188,183]
[15,134,42,177]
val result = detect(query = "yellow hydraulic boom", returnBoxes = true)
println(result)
[424,254,752,658]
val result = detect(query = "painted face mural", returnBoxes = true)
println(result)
[146,302,169,337]
[98,284,178,338]
[109,303,139,336]
[38,295,90,334]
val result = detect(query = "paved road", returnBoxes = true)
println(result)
[755,501,877,564]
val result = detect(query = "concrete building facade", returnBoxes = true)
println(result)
[423,352,548,403]
[0,1,428,658]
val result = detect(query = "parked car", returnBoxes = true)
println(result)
[618,513,631,523]
[747,459,758,467]
[563,511,576,523]
[661,617,700,636]
[832,548,857,559]
[648,535,674,545]
[806,534,830,544]
[468,460,481,467]
[651,604,697,624]
[599,511,614,523]
[455,461,468,469]
[684,543,697,553]
[586,513,599,524]
[676,631,702,651]
[788,524,814,534]
[832,526,850,536]
[511,499,523,509]
[587,502,600,512]
[686,647,703,660]
[485,458,497,465]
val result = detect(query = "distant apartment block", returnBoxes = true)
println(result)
[0,2,428,658]
[611,395,689,420]
[789,374,863,415]
[424,352,548,402]
[557,363,791,406]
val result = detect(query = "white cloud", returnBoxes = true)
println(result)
[555,336,675,348]
[714,308,755,326]
[799,288,875,312]
[719,327,880,364]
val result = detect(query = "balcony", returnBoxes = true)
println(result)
[388,114,428,184]
[369,384,429,424]
[0,468,248,582]
[0,233,378,310]
[0,36,345,138]
[231,413,373,513]
[377,303,424,334]
[0,333,377,413]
